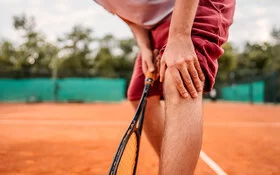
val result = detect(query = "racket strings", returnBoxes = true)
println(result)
[116,132,138,175]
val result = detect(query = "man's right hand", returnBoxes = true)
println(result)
[141,48,160,78]
[121,19,160,78]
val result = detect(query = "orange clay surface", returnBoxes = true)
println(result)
[0,101,279,175]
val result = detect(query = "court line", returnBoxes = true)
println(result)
[200,150,227,175]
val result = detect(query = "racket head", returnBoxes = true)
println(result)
[115,130,140,175]
[109,77,153,175]
[109,127,141,175]
[109,101,146,175]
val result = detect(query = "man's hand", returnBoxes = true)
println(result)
[141,48,155,75]
[160,37,205,98]
[141,48,160,78]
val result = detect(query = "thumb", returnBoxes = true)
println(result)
[146,58,155,72]
[153,49,159,57]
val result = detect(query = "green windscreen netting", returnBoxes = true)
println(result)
[221,81,264,103]
[0,78,126,102]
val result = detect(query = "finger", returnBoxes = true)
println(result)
[146,57,155,72]
[155,54,161,79]
[142,61,148,75]
[169,68,189,98]
[153,50,161,79]
[153,49,159,57]
[188,63,203,92]
[178,63,198,98]
[194,59,205,82]
[160,59,166,82]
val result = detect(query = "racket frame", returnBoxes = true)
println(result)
[108,77,153,175]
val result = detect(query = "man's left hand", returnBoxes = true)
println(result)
[159,37,205,98]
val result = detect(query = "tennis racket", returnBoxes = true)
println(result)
[108,72,156,175]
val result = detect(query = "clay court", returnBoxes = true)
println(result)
[0,101,279,175]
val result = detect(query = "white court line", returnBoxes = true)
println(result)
[200,150,227,175]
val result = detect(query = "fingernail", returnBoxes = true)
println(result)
[183,93,188,98]
[193,93,198,98]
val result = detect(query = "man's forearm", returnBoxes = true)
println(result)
[121,18,157,74]
[122,18,152,51]
[169,0,199,38]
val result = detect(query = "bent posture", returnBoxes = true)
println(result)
[93,0,235,174]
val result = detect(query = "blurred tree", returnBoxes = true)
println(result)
[216,42,237,85]
[271,27,280,43]
[116,38,136,80]
[270,44,280,72]
[94,47,117,77]
[98,34,116,49]
[233,28,280,81]
[0,41,17,77]
[93,36,136,95]
[94,36,136,79]
[119,38,137,59]
[234,42,273,81]
[57,25,94,77]
[0,41,15,67]
[270,28,280,72]
[11,14,58,77]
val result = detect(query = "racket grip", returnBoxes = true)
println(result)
[145,72,156,85]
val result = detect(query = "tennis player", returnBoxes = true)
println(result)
[93,0,235,174]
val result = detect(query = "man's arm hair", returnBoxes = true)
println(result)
[120,17,152,51]
[169,0,199,39]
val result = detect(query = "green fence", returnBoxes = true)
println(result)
[263,73,280,103]
[0,78,126,102]
[219,73,279,103]
[220,81,265,103]
[0,79,55,102]
[56,78,126,102]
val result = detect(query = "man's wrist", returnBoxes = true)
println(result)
[167,32,191,45]
[169,27,191,39]
[139,43,152,51]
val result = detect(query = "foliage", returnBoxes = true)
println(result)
[216,42,237,85]
[0,14,59,78]
[57,25,94,77]
[0,14,279,91]
[93,35,136,88]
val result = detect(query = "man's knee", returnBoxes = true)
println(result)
[163,69,203,105]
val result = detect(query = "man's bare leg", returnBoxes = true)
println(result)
[159,70,203,175]
[130,96,164,156]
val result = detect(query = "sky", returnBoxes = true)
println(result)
[0,0,279,49]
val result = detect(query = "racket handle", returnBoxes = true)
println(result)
[145,72,156,85]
